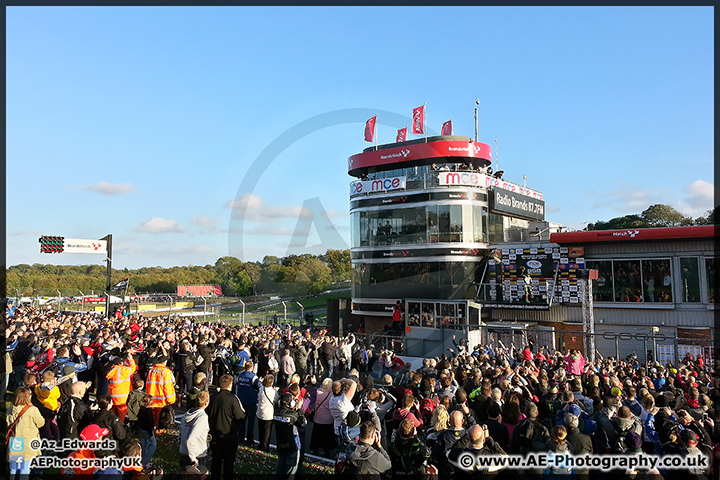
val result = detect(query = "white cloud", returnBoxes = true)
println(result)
[191,216,217,228]
[80,181,138,195]
[225,193,312,223]
[677,180,716,217]
[134,217,185,234]
[585,180,715,219]
[8,230,41,237]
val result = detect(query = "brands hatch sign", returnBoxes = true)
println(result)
[350,176,406,196]
[490,189,545,221]
[64,238,108,254]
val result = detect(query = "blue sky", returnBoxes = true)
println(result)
[7,6,714,269]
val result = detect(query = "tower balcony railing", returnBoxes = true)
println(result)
[350,168,538,200]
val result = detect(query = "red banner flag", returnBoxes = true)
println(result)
[364,115,377,142]
[441,119,453,136]
[396,127,407,142]
[412,105,424,134]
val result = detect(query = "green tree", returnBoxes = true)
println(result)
[641,204,693,227]
[587,214,648,231]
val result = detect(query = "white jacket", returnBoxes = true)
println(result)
[256,385,278,421]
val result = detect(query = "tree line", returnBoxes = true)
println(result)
[587,204,716,230]
[6,249,351,298]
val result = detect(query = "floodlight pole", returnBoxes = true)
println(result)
[102,234,112,319]
[238,299,245,325]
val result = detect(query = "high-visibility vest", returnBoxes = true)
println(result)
[146,364,176,408]
[107,359,137,406]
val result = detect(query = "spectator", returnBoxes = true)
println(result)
[256,374,278,452]
[274,392,307,479]
[235,360,261,446]
[106,351,137,422]
[447,424,507,480]
[388,418,432,479]
[482,401,510,450]
[8,387,45,479]
[346,421,393,479]
[309,377,335,457]
[330,378,357,443]
[57,381,92,439]
[207,374,245,480]
[179,390,211,474]
[137,394,157,468]
[145,354,176,429]
[93,395,128,456]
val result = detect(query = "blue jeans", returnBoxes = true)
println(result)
[9,455,32,479]
[276,450,300,479]
[140,430,157,466]
[239,403,257,444]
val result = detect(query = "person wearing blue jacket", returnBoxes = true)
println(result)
[235,360,261,446]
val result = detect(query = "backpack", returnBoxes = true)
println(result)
[267,355,279,372]
[353,348,366,365]
[335,442,359,476]
[159,404,175,430]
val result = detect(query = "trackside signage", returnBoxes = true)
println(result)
[491,189,546,221]
[438,172,543,200]
[350,176,406,196]
[64,238,107,254]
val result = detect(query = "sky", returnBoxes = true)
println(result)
[6,6,714,269]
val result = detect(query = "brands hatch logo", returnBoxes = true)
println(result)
[473,144,482,154]
[383,250,410,257]
[628,230,640,238]
[349,158,354,169]
[92,243,102,251]
[400,149,410,157]
[380,149,411,160]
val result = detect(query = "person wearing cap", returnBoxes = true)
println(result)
[564,410,592,480]
[273,391,307,479]
[56,364,76,403]
[145,354,176,429]
[62,424,110,479]
[106,349,137,422]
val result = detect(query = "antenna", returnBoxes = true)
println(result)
[474,99,480,142]
[495,134,499,171]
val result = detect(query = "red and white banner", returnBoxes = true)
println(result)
[396,127,407,143]
[550,225,716,244]
[82,296,106,304]
[177,285,222,297]
[412,106,424,134]
[438,171,543,200]
[364,115,377,143]
[350,176,407,196]
[441,119,453,136]
[348,139,492,174]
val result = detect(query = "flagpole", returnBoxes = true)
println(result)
[450,117,453,136]
[424,103,427,143]
[375,114,378,151]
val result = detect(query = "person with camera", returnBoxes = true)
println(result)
[330,377,357,446]
[346,421,393,480]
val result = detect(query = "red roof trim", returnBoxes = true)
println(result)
[550,225,717,244]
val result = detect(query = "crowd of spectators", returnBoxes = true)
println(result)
[4,304,719,480]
